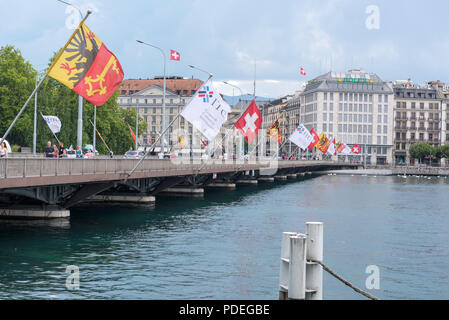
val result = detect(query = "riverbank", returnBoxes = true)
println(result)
[322,166,449,177]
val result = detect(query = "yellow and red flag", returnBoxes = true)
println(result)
[267,113,283,144]
[47,22,124,106]
[316,133,331,154]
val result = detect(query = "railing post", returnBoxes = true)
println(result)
[306,222,324,300]
[288,234,307,300]
[23,159,27,177]
[279,232,298,300]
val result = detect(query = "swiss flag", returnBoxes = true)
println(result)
[170,49,180,61]
[351,144,361,154]
[300,67,306,76]
[308,129,319,150]
[235,100,262,144]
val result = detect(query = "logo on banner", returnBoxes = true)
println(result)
[198,86,214,103]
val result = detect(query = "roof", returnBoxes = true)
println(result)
[119,78,203,97]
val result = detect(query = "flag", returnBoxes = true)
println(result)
[234,99,262,144]
[327,138,336,156]
[351,144,362,154]
[200,138,209,147]
[47,22,124,106]
[42,115,62,134]
[267,114,283,144]
[178,136,185,149]
[96,127,106,145]
[308,129,320,150]
[300,67,306,76]
[128,124,136,144]
[170,50,180,61]
[180,81,231,141]
[336,141,345,154]
[316,133,331,154]
[289,124,313,151]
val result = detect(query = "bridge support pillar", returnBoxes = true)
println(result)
[258,177,275,182]
[274,175,288,181]
[0,208,70,219]
[160,187,204,197]
[206,183,236,190]
[235,180,258,185]
[88,194,156,204]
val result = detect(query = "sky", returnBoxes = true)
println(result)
[2,0,449,98]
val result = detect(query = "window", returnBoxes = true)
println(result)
[330,103,334,111]
[323,103,327,111]
[324,92,328,100]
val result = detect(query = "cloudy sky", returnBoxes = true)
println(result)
[2,0,449,98]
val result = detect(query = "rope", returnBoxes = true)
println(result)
[308,259,380,301]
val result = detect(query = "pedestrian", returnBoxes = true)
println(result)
[75,145,83,159]
[0,142,8,158]
[58,142,67,158]
[85,148,94,159]
[44,141,54,158]
[52,144,58,158]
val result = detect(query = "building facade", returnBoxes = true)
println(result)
[392,81,444,165]
[299,69,395,164]
[118,77,203,151]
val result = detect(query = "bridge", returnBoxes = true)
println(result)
[0,158,359,218]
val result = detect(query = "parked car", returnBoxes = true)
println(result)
[124,151,145,159]
[66,149,76,159]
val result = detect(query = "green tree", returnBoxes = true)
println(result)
[0,45,37,146]
[409,142,434,164]
[0,45,147,155]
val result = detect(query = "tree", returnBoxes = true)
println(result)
[0,45,147,155]
[409,142,434,164]
[0,45,37,146]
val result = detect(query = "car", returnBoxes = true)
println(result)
[66,150,76,159]
[124,151,146,159]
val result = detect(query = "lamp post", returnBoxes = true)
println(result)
[136,40,167,154]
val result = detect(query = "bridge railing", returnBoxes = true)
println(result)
[0,158,269,179]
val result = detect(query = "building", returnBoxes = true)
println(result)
[299,69,395,165]
[118,77,203,151]
[392,81,444,165]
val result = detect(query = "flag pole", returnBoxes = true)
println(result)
[89,119,112,154]
[93,105,97,156]
[40,112,61,145]
[125,113,181,181]
[0,9,92,148]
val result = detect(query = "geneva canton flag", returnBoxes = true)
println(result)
[180,81,231,141]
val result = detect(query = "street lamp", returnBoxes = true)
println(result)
[136,40,167,154]
[188,65,213,81]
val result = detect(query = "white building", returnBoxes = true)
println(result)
[299,69,395,165]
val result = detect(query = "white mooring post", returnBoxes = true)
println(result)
[279,232,298,300]
[288,235,307,300]
[306,222,323,300]
[279,222,324,300]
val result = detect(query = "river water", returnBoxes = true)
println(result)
[0,174,448,300]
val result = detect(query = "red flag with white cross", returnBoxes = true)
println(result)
[235,100,262,144]
[351,144,361,154]
[170,50,180,61]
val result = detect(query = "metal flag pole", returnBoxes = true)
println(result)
[93,105,97,156]
[89,119,112,154]
[135,99,139,151]
[125,113,181,181]
[40,112,61,145]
